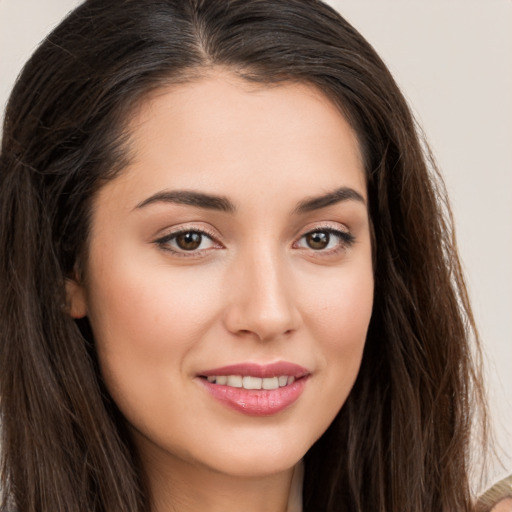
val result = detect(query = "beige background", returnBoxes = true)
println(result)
[1,0,510,490]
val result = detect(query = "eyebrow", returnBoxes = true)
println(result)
[134,186,365,214]
[134,190,236,213]
[293,186,366,213]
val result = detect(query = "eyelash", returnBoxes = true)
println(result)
[154,227,221,258]
[154,226,355,258]
[293,227,355,255]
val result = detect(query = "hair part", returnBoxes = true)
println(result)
[0,1,487,511]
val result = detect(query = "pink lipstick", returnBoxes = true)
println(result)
[197,361,310,416]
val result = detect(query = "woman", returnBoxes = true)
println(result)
[0,0,489,511]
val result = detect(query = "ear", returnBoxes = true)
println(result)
[65,278,88,318]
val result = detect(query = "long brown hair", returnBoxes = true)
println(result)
[0,0,486,510]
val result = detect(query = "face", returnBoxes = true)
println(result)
[68,73,374,480]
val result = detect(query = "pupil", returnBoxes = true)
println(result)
[307,232,329,250]
[176,232,202,250]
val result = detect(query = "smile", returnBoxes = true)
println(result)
[198,362,310,416]
[204,375,296,390]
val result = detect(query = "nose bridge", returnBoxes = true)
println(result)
[224,242,300,341]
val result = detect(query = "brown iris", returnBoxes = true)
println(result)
[175,232,203,250]
[306,231,330,250]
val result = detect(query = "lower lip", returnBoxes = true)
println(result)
[199,377,308,416]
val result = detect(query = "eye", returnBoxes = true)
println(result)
[155,229,220,255]
[173,231,207,251]
[295,228,355,252]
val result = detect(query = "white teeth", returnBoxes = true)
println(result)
[206,374,296,389]
[226,375,243,388]
[243,376,262,389]
[262,377,279,390]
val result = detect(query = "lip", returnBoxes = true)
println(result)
[197,361,310,416]
[199,361,309,379]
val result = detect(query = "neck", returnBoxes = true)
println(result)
[153,466,294,512]
[137,439,298,512]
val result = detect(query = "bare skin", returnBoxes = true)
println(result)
[491,498,512,512]
[67,72,374,512]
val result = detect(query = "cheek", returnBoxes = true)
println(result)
[300,259,373,405]
[302,255,374,345]
[89,248,220,330]
[84,252,224,389]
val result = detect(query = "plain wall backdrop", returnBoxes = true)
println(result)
[1,0,510,491]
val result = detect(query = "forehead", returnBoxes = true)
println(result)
[99,72,366,211]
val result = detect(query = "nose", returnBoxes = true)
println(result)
[223,248,301,342]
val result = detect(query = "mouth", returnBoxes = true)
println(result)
[197,362,310,416]
[200,374,298,390]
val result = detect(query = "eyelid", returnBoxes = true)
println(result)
[296,221,353,239]
[152,221,355,257]
[293,223,355,253]
[153,224,224,256]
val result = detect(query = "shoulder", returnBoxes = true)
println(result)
[489,498,512,512]
[477,475,512,512]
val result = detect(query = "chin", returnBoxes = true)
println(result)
[209,453,302,479]
[197,434,310,478]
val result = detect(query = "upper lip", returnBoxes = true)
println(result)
[199,361,310,379]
